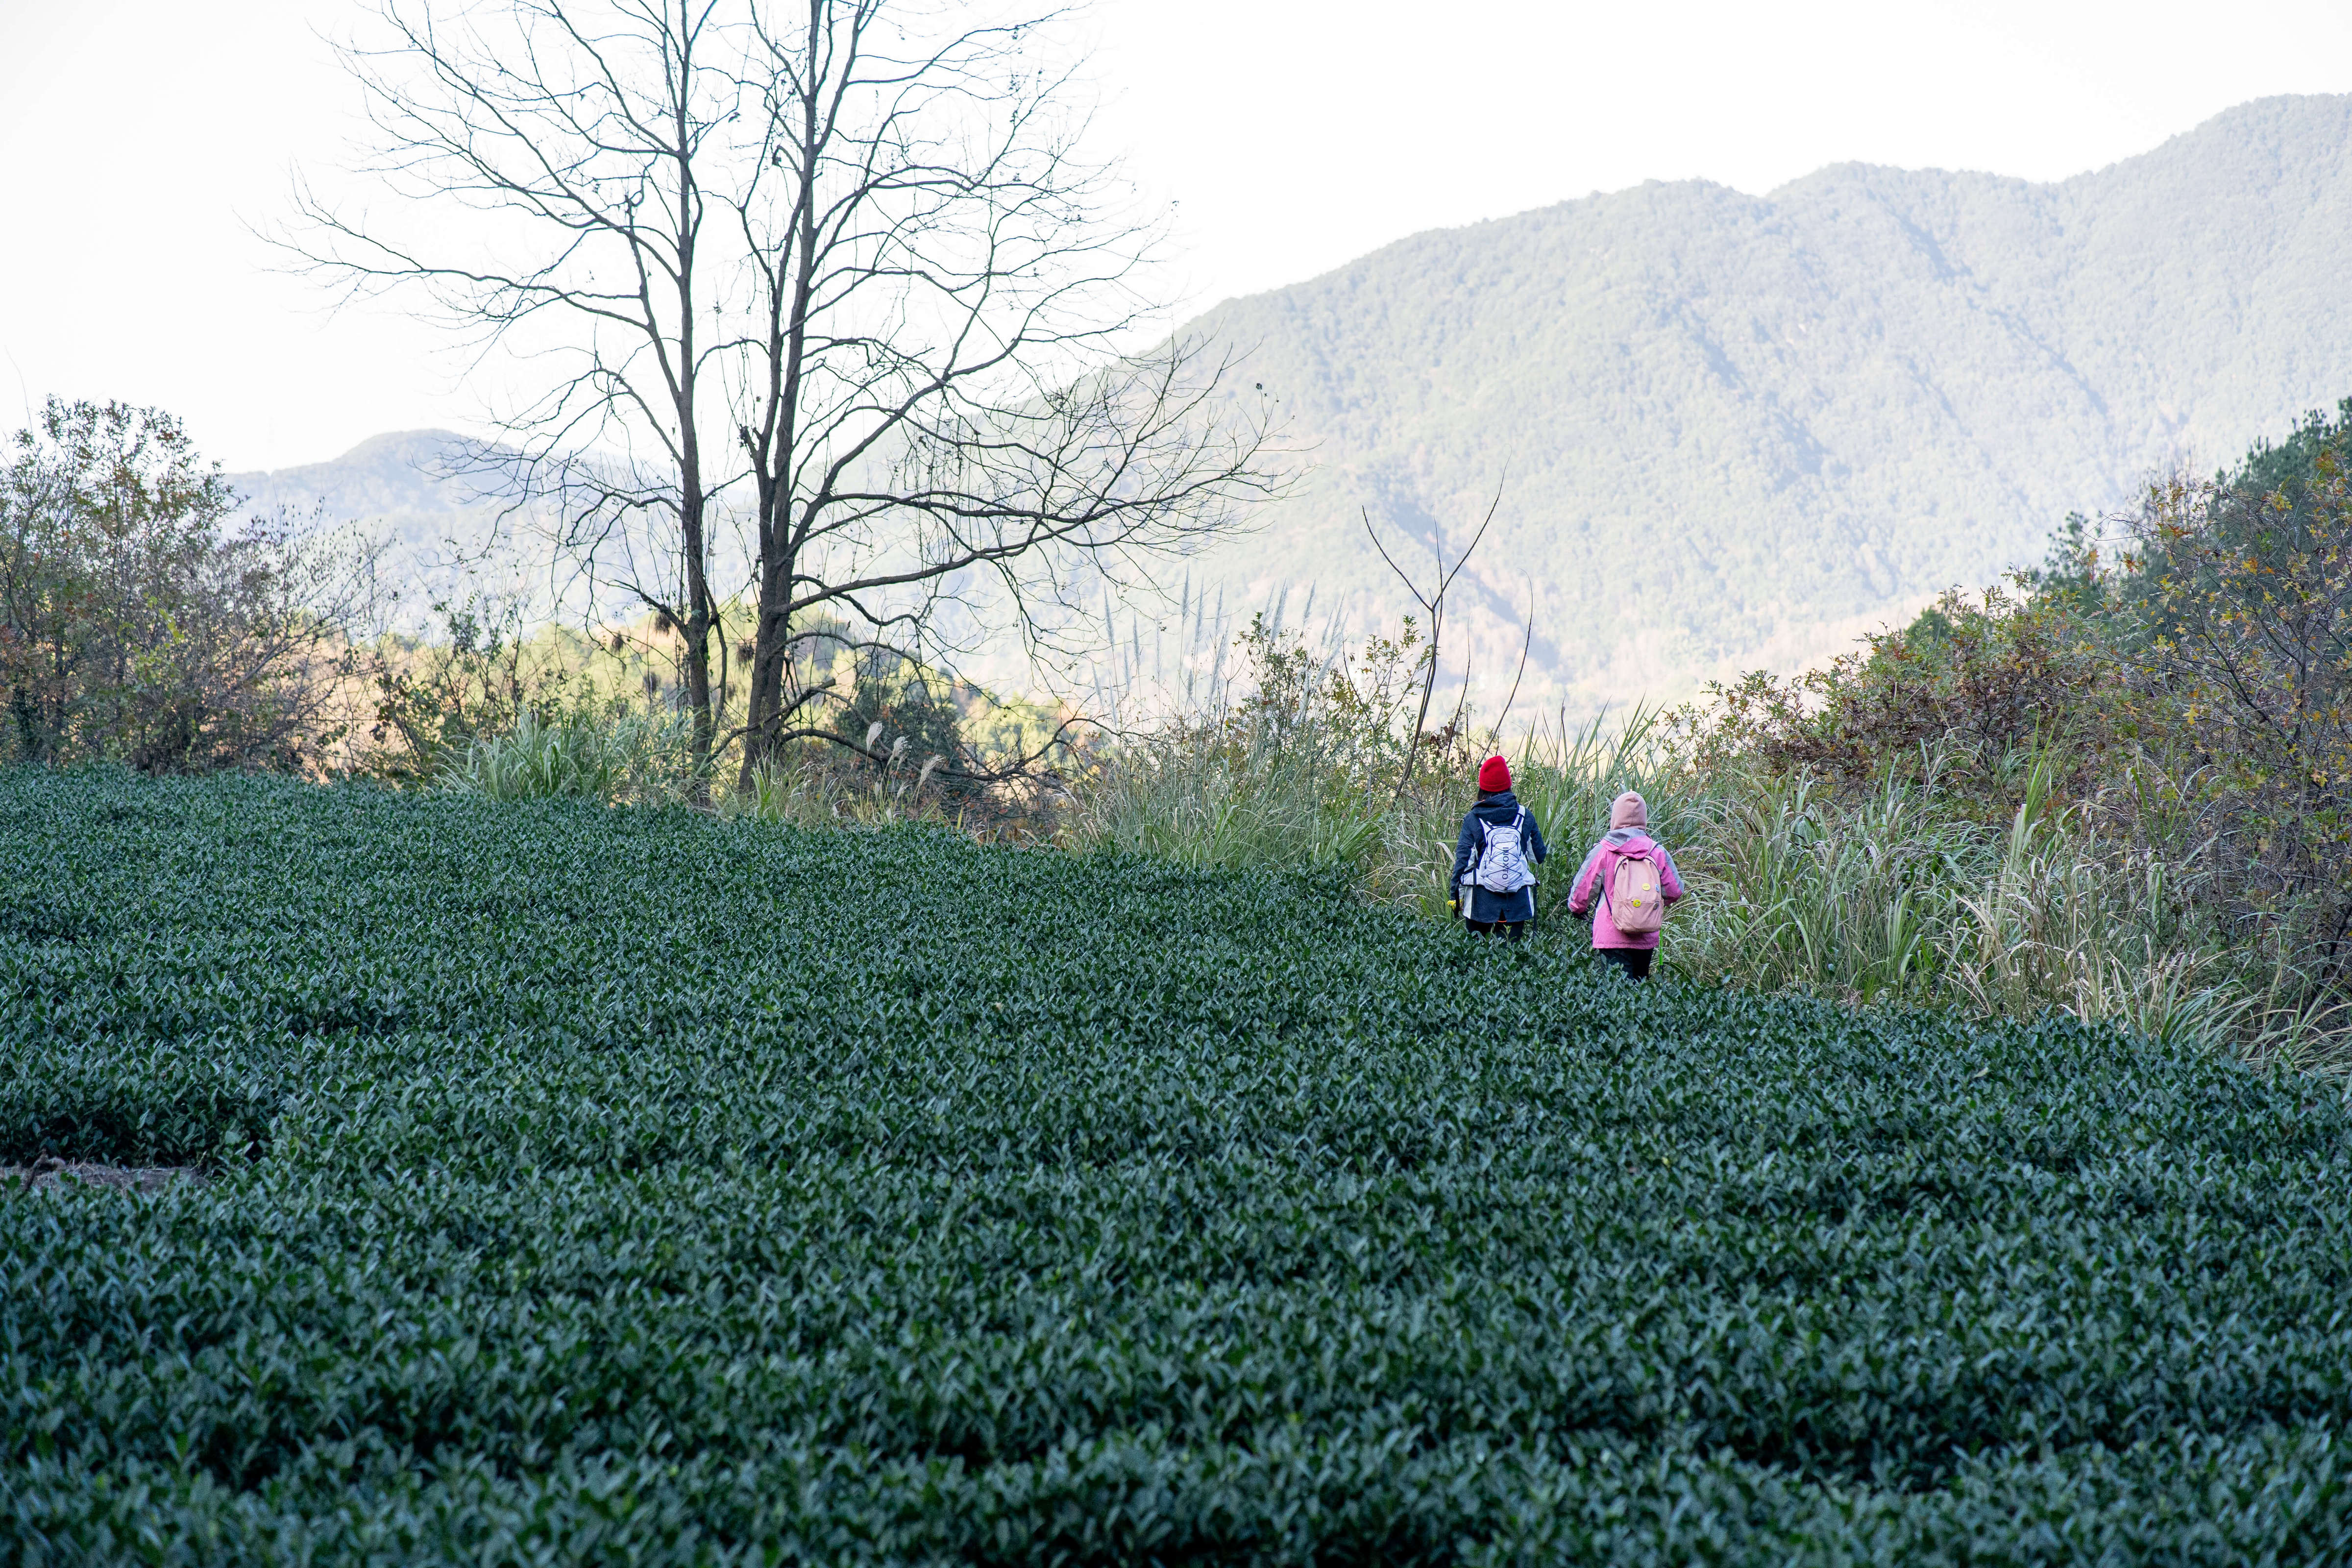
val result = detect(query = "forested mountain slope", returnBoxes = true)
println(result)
[1181,94,2352,709]
[231,97,2352,710]
[230,431,521,628]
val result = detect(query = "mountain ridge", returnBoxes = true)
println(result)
[1158,93,2352,709]
[229,95,2352,709]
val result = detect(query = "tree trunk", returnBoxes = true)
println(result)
[679,476,717,785]
[734,13,821,795]
[736,506,794,792]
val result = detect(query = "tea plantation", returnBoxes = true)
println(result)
[5,771,2351,1565]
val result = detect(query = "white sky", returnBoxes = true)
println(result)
[3,0,2350,471]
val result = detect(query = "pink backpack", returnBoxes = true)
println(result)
[1608,846,1667,935]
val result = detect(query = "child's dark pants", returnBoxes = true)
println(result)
[1597,947,1653,980]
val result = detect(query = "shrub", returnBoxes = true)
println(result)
[2119,399,2352,1000]
[0,399,362,772]
[1686,579,2128,822]
[357,594,590,782]
[828,649,981,802]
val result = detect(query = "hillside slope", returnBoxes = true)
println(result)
[228,431,539,628]
[1181,94,2352,709]
[229,97,2352,710]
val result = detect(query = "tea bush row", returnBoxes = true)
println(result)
[4,770,2350,1564]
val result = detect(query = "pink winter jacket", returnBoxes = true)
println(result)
[1565,830,1685,950]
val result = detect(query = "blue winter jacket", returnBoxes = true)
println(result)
[1450,791,1548,923]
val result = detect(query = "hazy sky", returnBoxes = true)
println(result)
[4,0,2350,470]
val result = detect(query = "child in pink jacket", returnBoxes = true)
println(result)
[1565,791,1685,981]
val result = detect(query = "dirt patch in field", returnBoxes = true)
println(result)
[2,1157,202,1194]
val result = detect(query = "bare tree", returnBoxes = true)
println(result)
[1361,485,1503,801]
[285,0,1279,788]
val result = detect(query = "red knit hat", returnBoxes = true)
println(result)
[1477,754,1511,793]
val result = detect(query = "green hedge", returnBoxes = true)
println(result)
[4,770,2349,1564]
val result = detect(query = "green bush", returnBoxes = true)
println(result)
[6,770,2352,1563]
[2114,398,2352,1011]
[0,399,360,772]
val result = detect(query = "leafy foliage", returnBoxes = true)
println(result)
[0,399,360,772]
[2121,399,2352,989]
[826,648,983,804]
[1687,582,2127,821]
[357,594,584,781]
[6,770,2352,1563]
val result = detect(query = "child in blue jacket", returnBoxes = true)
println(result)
[1450,754,1547,940]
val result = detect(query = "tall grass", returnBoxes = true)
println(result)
[1671,767,1968,1004]
[439,710,698,805]
[1074,694,2348,1070]
[732,726,961,829]
[1073,710,1383,873]
[1664,754,2241,1044]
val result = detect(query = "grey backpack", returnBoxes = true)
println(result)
[1474,809,1536,894]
